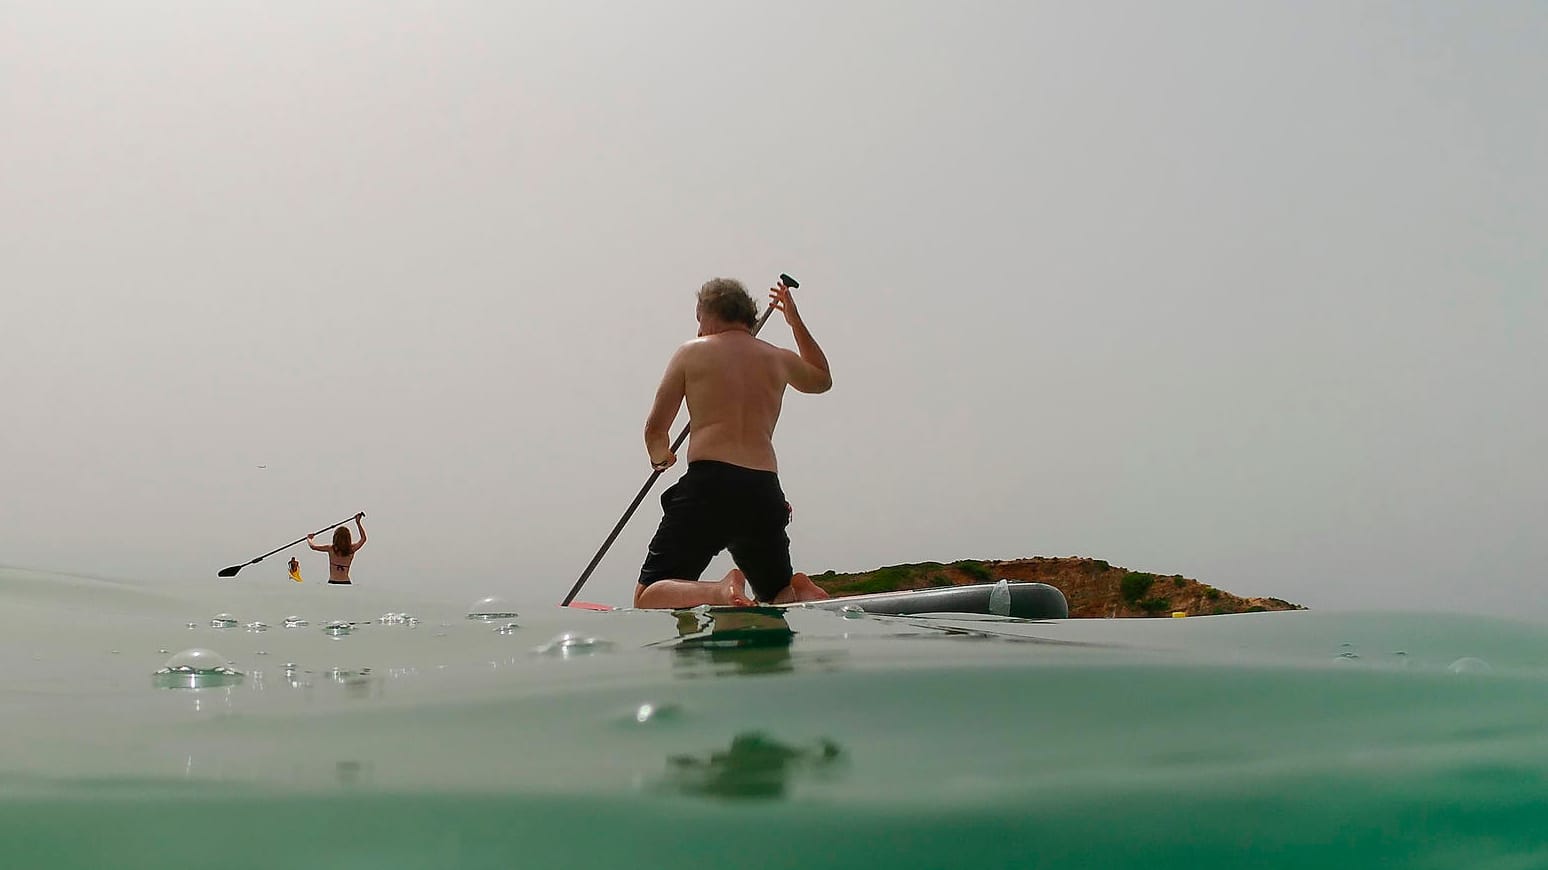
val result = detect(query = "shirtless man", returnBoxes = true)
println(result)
[634,277,833,609]
[307,513,367,585]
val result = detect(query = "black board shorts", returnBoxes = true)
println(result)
[638,459,792,602]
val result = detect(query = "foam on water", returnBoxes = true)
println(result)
[4,566,1548,869]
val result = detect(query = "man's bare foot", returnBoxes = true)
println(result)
[717,568,753,607]
[772,572,831,604]
[634,575,751,609]
[789,572,830,602]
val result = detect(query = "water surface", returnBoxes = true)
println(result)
[3,567,1546,868]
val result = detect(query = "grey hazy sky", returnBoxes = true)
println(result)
[2,2,1543,616]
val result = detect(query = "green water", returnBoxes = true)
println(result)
[3,567,1547,868]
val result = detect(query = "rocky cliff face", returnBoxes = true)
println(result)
[812,556,1301,618]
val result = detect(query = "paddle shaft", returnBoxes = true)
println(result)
[560,300,784,606]
[219,513,363,577]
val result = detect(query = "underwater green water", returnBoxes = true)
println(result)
[3,567,1547,869]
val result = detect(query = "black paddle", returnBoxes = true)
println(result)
[560,274,799,606]
[217,512,365,578]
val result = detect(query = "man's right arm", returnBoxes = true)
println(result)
[770,285,831,394]
[644,344,689,468]
[786,317,832,394]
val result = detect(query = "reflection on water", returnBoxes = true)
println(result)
[660,732,843,800]
[670,606,795,649]
[672,642,849,678]
[335,760,373,787]
[255,663,380,698]
[326,667,377,699]
[668,606,848,677]
[674,644,796,677]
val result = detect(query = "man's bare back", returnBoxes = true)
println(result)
[634,278,831,609]
[644,283,831,474]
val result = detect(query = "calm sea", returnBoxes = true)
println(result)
[3,566,1547,869]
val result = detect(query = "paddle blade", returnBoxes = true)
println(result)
[217,565,242,578]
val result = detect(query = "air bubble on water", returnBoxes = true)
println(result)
[466,597,519,621]
[533,632,614,657]
[283,616,309,629]
[495,622,520,635]
[1448,657,1491,675]
[632,702,682,725]
[322,620,353,637]
[152,648,244,689]
[210,614,237,629]
[840,605,865,619]
[162,648,229,669]
[245,622,268,632]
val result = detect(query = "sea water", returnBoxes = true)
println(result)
[3,566,1548,869]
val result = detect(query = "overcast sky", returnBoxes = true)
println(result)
[2,1,1543,616]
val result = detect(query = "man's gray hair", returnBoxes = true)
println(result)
[697,278,758,328]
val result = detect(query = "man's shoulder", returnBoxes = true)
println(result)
[669,337,708,357]
[679,335,773,353]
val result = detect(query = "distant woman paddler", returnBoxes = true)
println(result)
[308,513,366,585]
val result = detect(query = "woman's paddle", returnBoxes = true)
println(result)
[560,275,798,606]
[217,512,365,578]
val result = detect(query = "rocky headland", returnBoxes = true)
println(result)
[812,557,1301,618]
